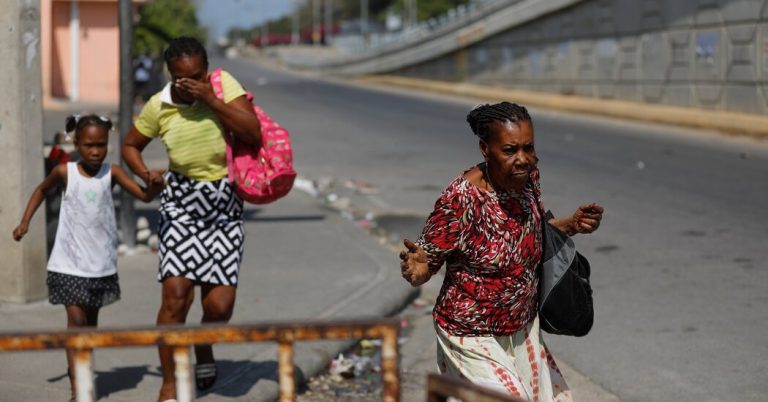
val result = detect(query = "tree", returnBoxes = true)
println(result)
[133,0,206,57]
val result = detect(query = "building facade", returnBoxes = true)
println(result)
[40,0,145,105]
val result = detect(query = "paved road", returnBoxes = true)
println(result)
[217,55,768,402]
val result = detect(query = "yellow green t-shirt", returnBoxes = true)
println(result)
[134,70,247,182]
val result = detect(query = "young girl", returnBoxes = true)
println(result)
[12,114,164,400]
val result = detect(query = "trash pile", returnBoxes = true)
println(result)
[298,340,384,401]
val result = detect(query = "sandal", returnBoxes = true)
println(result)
[194,363,217,391]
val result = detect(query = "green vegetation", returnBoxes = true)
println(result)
[133,0,206,56]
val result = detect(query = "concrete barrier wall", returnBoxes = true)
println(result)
[395,0,768,114]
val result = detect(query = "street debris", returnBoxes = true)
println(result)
[344,179,380,195]
[298,341,384,401]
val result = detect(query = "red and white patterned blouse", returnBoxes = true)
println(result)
[417,166,544,337]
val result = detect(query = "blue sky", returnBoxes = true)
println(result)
[197,0,297,40]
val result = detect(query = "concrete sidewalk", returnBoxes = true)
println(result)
[0,188,416,401]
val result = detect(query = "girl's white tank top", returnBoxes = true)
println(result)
[47,162,118,277]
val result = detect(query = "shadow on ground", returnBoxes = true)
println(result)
[48,359,307,399]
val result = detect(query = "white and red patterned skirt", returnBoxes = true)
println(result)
[436,315,572,402]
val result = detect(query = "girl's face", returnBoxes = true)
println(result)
[75,125,109,170]
[168,55,207,104]
[481,120,537,191]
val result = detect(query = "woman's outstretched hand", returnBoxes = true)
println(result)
[572,203,604,234]
[399,239,431,287]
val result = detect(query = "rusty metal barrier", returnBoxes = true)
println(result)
[0,318,400,402]
[426,373,527,402]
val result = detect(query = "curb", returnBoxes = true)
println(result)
[358,75,768,139]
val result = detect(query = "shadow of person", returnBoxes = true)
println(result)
[95,364,157,398]
[198,359,307,398]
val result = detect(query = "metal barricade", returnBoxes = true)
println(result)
[426,373,527,402]
[0,318,400,402]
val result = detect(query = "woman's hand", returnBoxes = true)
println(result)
[145,169,166,200]
[572,203,603,234]
[146,169,165,187]
[174,77,216,105]
[399,239,431,287]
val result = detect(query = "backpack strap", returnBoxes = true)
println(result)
[209,68,233,146]
[210,68,225,100]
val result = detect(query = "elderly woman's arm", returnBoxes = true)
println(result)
[400,190,462,286]
[549,203,604,236]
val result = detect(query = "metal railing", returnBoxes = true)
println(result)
[0,318,400,402]
[426,373,527,402]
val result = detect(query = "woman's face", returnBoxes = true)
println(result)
[167,55,207,104]
[481,120,536,191]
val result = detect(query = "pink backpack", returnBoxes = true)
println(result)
[210,69,296,204]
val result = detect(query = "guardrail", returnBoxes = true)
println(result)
[426,373,527,402]
[0,318,400,402]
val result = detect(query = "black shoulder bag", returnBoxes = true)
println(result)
[537,209,594,337]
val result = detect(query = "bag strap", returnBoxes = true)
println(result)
[210,68,225,100]
[209,68,233,146]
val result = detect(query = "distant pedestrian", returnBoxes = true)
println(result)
[12,114,163,401]
[133,54,153,103]
[399,102,603,401]
[121,36,262,402]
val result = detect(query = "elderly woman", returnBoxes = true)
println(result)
[121,37,261,402]
[400,102,603,401]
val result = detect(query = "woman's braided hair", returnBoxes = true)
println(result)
[466,102,531,142]
[163,36,208,67]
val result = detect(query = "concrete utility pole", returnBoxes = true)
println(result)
[118,0,136,248]
[292,1,300,45]
[409,0,418,28]
[0,1,47,302]
[312,0,321,45]
[324,0,334,45]
[361,0,369,44]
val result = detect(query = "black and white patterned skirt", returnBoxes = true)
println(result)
[158,172,244,286]
[47,271,121,308]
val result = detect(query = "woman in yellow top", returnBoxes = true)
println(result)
[121,37,261,402]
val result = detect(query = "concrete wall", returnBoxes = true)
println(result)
[78,2,120,103]
[0,0,48,302]
[395,0,768,114]
[42,0,134,105]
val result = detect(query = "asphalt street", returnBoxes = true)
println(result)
[217,55,768,402]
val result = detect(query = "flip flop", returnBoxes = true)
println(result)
[194,363,217,390]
